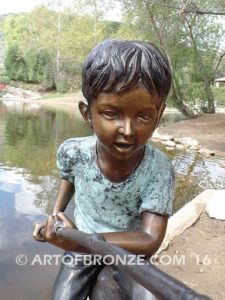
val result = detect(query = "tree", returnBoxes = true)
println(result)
[25,48,54,85]
[2,3,120,91]
[117,0,225,116]
[4,45,27,81]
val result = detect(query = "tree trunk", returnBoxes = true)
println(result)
[204,77,215,113]
[171,82,196,118]
[144,1,195,118]
[185,18,215,114]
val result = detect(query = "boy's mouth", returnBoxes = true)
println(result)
[113,143,135,151]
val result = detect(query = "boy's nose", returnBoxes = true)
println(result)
[118,119,135,136]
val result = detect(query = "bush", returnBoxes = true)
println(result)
[25,49,54,85]
[0,73,10,84]
[55,59,82,93]
[4,46,82,93]
[4,45,28,81]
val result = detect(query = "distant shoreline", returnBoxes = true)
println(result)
[1,95,225,156]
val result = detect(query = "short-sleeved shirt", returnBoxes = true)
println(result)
[57,135,175,233]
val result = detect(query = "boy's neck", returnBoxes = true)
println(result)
[96,142,145,183]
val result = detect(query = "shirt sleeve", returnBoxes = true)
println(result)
[139,152,175,216]
[56,140,76,184]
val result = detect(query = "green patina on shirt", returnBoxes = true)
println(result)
[57,135,175,233]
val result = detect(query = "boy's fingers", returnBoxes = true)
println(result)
[56,212,76,228]
[45,215,56,240]
[34,235,46,242]
[32,223,46,242]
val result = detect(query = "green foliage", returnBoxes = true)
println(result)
[103,20,121,37]
[4,45,55,86]
[0,73,10,84]
[1,3,120,92]
[118,0,225,115]
[25,48,54,85]
[212,86,225,105]
[4,45,28,81]
[2,0,223,103]
[2,14,29,51]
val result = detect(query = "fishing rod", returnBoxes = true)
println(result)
[42,226,210,300]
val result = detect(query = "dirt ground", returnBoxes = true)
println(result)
[157,213,225,300]
[159,113,225,155]
[158,113,225,299]
[33,91,83,107]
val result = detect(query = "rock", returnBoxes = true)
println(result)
[166,146,175,151]
[198,148,215,156]
[162,140,176,147]
[174,138,182,143]
[152,131,174,141]
[151,137,161,143]
[3,85,40,100]
[189,145,199,150]
[176,144,185,150]
[160,134,174,141]
[206,190,225,220]
[180,137,199,147]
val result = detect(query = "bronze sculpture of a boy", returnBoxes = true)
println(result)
[33,39,175,300]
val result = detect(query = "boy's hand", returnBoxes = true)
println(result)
[44,212,77,249]
[33,221,46,242]
[32,212,76,243]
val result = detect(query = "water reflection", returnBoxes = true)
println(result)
[156,144,225,210]
[0,101,92,299]
[0,101,225,299]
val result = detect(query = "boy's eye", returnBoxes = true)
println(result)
[138,114,153,122]
[102,111,118,118]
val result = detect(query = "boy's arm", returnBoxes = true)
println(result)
[52,179,75,215]
[101,211,168,256]
[43,211,167,256]
[33,179,75,242]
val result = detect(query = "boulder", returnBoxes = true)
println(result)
[174,138,182,143]
[198,148,215,156]
[180,137,199,147]
[162,140,176,147]
[151,138,161,143]
[166,146,175,151]
[152,130,174,141]
[189,145,199,150]
[206,190,225,220]
[160,134,174,141]
[176,144,185,150]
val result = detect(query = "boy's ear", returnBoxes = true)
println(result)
[78,100,93,128]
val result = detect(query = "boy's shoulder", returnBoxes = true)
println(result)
[146,143,174,172]
[57,135,96,163]
[58,135,95,150]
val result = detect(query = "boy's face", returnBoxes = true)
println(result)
[80,86,165,162]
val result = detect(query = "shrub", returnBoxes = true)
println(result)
[4,45,28,81]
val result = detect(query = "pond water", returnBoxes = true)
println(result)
[0,101,225,299]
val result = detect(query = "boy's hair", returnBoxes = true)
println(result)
[82,39,171,105]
